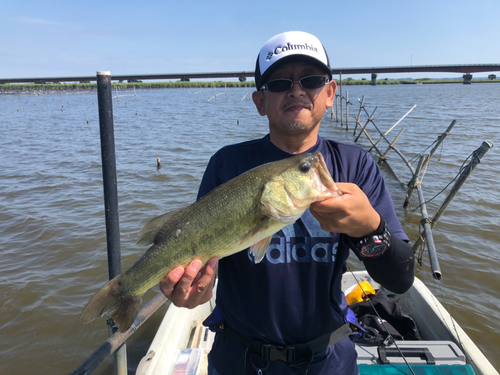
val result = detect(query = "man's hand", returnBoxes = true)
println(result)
[160,257,218,309]
[310,183,380,238]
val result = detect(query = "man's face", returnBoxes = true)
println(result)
[252,61,336,136]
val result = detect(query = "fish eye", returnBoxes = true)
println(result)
[299,162,311,173]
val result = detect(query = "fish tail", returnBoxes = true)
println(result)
[80,275,142,332]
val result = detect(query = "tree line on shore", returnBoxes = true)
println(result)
[1,77,498,92]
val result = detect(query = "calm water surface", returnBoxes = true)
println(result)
[0,83,499,374]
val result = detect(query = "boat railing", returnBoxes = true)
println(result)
[70,293,167,375]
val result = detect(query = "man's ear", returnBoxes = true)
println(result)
[252,90,267,116]
[325,80,337,109]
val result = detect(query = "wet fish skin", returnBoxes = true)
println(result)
[80,152,341,332]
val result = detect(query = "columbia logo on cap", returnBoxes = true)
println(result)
[265,42,319,61]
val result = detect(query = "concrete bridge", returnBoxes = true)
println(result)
[330,64,500,84]
[1,64,499,85]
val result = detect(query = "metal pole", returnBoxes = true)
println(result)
[434,140,493,222]
[368,105,417,152]
[412,141,493,251]
[404,154,430,209]
[96,71,127,375]
[428,120,457,160]
[416,185,442,280]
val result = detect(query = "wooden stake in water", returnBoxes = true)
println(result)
[354,106,377,143]
[335,92,339,122]
[345,90,349,130]
[339,72,343,126]
[353,96,365,136]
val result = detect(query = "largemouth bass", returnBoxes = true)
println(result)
[81,152,342,332]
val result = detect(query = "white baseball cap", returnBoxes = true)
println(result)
[254,31,332,89]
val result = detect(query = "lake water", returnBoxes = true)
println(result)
[0,83,499,374]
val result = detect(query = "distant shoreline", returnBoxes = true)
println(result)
[1,79,498,93]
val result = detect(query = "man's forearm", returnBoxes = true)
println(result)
[343,216,415,294]
[361,236,415,294]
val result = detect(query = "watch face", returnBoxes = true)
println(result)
[353,222,391,258]
[360,238,387,257]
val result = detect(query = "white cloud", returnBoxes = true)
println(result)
[14,17,68,27]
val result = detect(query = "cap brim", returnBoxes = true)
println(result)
[257,54,332,89]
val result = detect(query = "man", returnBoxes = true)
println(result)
[160,31,415,374]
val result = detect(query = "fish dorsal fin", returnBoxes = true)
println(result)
[250,236,272,264]
[137,209,184,246]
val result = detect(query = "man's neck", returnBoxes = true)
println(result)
[269,131,319,154]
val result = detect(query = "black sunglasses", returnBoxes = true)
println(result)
[260,75,330,93]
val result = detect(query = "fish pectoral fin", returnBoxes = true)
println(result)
[250,236,272,264]
[137,208,186,245]
[242,218,272,263]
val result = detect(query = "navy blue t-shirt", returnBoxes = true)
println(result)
[199,134,407,375]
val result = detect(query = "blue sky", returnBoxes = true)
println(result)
[1,0,499,80]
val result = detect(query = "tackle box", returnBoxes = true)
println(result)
[358,364,476,375]
[356,340,467,366]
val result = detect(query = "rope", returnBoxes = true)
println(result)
[418,157,430,184]
[408,138,438,165]
[438,139,445,163]
[415,220,427,265]
[434,280,466,354]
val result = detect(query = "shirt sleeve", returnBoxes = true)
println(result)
[350,149,408,242]
[341,144,414,293]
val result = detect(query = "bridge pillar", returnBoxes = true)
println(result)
[462,73,472,84]
[371,73,377,85]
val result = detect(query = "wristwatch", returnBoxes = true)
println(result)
[349,218,392,258]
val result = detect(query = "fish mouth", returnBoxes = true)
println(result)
[315,152,334,189]
[312,152,343,197]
